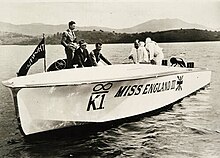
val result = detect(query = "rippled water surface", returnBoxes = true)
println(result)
[0,42,220,157]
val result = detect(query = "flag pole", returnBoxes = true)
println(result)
[43,33,47,72]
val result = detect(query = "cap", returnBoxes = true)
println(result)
[145,37,151,43]
[69,21,76,26]
[135,39,139,44]
[79,40,87,46]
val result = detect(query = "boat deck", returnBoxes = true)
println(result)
[2,64,208,88]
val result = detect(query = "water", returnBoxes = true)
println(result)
[0,42,220,157]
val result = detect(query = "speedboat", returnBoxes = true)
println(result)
[2,62,211,136]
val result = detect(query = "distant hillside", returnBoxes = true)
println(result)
[0,22,115,36]
[0,22,67,36]
[0,19,214,36]
[0,31,32,45]
[5,29,220,45]
[117,19,212,33]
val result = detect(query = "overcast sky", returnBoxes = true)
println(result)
[0,0,219,29]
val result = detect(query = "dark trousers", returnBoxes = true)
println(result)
[65,47,75,68]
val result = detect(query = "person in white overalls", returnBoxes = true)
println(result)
[145,37,164,65]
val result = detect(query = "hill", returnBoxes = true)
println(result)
[0,19,215,36]
[117,19,212,33]
[0,31,32,45]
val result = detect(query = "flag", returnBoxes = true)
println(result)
[17,37,46,76]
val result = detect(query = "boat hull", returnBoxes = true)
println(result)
[3,65,211,136]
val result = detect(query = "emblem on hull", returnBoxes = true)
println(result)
[176,75,183,91]
[87,83,113,111]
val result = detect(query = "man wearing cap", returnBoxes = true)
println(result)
[73,40,92,68]
[61,21,78,68]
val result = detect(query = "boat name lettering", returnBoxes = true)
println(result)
[114,80,177,98]
[87,83,113,111]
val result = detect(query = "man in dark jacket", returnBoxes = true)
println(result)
[61,21,78,68]
[73,40,92,68]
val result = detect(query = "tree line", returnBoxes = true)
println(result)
[4,29,220,45]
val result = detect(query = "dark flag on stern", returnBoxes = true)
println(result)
[17,37,46,76]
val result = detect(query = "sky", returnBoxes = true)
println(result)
[0,0,219,29]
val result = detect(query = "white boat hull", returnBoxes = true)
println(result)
[2,64,211,136]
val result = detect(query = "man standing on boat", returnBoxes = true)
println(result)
[145,37,164,65]
[61,21,78,68]
[73,40,92,68]
[90,42,112,66]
